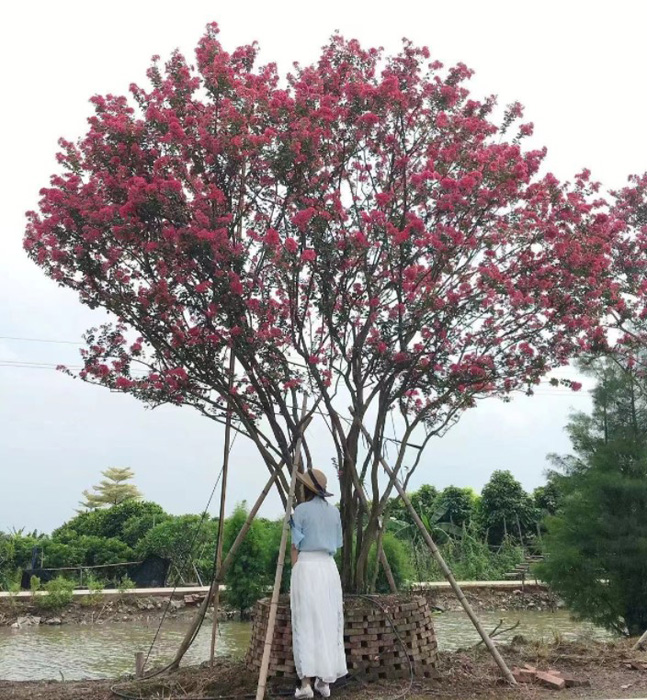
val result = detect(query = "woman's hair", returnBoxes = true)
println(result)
[303,488,316,502]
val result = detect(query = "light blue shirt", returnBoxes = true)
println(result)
[290,496,343,555]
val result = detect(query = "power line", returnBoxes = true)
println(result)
[0,335,81,345]
[0,335,590,395]
[0,362,589,395]
[0,361,149,376]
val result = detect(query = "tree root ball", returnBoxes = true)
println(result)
[245,594,438,680]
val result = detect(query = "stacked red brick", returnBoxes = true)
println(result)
[245,594,438,680]
[245,596,296,677]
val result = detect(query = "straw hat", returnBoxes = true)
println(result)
[296,468,333,498]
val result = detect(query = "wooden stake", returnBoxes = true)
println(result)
[357,421,517,686]
[135,651,145,679]
[255,397,308,700]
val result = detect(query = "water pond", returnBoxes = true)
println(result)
[0,609,612,681]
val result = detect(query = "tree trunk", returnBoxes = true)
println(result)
[354,512,380,592]
[515,512,524,547]
[339,426,361,591]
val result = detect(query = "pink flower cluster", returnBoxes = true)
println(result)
[23,22,640,433]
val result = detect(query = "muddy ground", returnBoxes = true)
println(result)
[2,638,647,699]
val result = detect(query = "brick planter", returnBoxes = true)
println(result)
[245,594,438,681]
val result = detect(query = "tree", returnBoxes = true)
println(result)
[223,503,269,617]
[411,485,439,521]
[532,477,561,518]
[436,486,477,528]
[386,485,437,530]
[136,514,219,582]
[54,500,167,547]
[25,24,623,591]
[478,470,534,546]
[539,357,647,635]
[79,468,142,509]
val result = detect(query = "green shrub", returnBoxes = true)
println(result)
[117,575,135,594]
[41,577,75,610]
[29,575,41,601]
[404,526,524,583]
[80,574,104,606]
[367,532,413,593]
[6,580,21,608]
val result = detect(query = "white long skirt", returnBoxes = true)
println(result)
[290,551,348,683]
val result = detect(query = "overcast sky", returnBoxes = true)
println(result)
[1,1,645,534]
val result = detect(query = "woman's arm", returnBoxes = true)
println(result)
[291,544,299,566]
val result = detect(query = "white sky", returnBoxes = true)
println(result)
[1,0,645,533]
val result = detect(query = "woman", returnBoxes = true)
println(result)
[290,468,347,699]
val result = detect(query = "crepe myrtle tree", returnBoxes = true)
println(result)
[25,23,623,591]
[607,173,647,366]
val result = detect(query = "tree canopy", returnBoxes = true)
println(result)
[24,24,638,590]
[79,467,142,509]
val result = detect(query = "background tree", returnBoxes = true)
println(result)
[54,500,167,547]
[386,485,438,531]
[539,356,647,635]
[79,468,142,509]
[136,514,219,583]
[478,470,535,546]
[436,486,477,528]
[223,503,270,617]
[25,24,623,591]
[532,476,561,517]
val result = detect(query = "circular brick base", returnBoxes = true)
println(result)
[245,594,438,681]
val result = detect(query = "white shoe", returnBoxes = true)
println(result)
[295,685,314,699]
[314,679,330,698]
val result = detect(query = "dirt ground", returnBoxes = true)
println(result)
[3,638,647,700]
[422,585,560,614]
[0,595,230,627]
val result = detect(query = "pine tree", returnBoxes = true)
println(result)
[540,357,647,635]
[79,467,142,510]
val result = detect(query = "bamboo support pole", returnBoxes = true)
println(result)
[357,421,517,686]
[377,519,398,593]
[208,353,235,665]
[255,398,308,700]
[169,422,312,671]
[209,351,235,667]
[632,628,647,651]
[169,468,278,671]
[209,161,247,668]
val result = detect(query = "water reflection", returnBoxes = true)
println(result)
[0,620,252,681]
[0,610,613,681]
[433,609,613,651]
